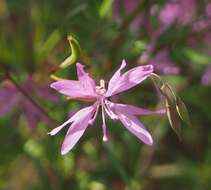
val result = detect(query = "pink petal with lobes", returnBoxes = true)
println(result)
[61,105,96,154]
[106,62,153,97]
[50,79,98,101]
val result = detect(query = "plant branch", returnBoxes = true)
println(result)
[4,70,58,127]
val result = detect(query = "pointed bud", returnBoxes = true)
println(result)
[59,35,82,69]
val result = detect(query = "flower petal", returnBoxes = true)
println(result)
[106,60,126,97]
[118,113,153,145]
[106,64,153,97]
[201,65,211,85]
[149,50,180,75]
[0,92,19,116]
[108,101,166,116]
[108,102,155,145]
[76,63,96,93]
[61,105,96,154]
[24,101,44,128]
[48,105,96,136]
[50,79,97,101]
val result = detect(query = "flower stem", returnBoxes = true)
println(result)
[6,71,58,127]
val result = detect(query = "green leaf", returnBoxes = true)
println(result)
[176,96,192,127]
[184,48,211,65]
[99,0,113,18]
[133,40,147,55]
[24,139,44,158]
[36,29,61,61]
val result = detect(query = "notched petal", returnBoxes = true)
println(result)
[107,64,154,96]
[61,106,96,154]
[106,59,127,96]
[50,79,97,101]
[119,113,153,145]
[76,63,96,92]
[48,106,96,136]
[110,101,166,116]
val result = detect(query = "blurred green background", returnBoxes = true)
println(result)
[0,0,211,189]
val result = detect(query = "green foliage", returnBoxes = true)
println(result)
[0,0,211,189]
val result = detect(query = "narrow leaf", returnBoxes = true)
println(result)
[184,48,211,65]
[99,0,113,18]
[36,29,61,61]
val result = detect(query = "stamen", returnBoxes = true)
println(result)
[104,101,119,120]
[88,105,99,125]
[101,104,108,142]
[100,79,105,89]
[104,100,119,120]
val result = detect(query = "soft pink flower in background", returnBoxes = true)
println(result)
[0,81,20,116]
[192,19,211,32]
[149,50,180,75]
[113,0,143,31]
[159,0,196,26]
[159,3,180,26]
[49,61,165,155]
[206,3,211,17]
[201,65,211,85]
[192,2,211,32]
[0,76,58,128]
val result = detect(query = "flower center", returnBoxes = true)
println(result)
[96,79,106,95]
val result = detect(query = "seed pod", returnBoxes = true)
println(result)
[176,96,192,127]
[160,83,182,139]
[166,99,182,140]
[160,83,176,104]
[150,73,164,89]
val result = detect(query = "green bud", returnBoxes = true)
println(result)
[59,35,82,69]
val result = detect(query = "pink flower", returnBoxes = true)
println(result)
[206,3,211,17]
[149,50,180,75]
[159,3,180,26]
[192,19,211,32]
[0,76,58,128]
[159,0,196,26]
[49,60,165,155]
[201,65,211,85]
[113,0,143,31]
